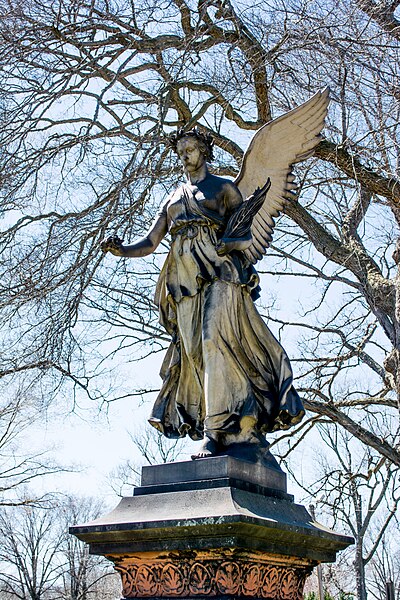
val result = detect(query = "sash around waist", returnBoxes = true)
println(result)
[170,220,222,241]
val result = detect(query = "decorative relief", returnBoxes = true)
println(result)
[280,569,298,600]
[136,565,159,596]
[161,563,185,596]
[242,564,260,595]
[261,566,280,597]
[216,561,240,595]
[188,563,213,595]
[114,557,311,599]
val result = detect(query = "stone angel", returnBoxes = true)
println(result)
[101,89,330,460]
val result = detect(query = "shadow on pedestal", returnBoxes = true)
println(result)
[70,454,353,600]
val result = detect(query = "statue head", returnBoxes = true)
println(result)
[168,127,214,162]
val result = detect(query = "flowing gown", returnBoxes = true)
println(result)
[149,183,304,440]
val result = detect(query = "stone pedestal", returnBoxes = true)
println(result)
[70,455,353,599]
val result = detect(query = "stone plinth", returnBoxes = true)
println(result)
[70,455,353,599]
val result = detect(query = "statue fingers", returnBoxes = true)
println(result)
[216,241,228,256]
[100,238,111,252]
[100,235,123,253]
[216,241,224,255]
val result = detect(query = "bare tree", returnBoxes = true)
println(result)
[1,1,400,592]
[286,424,400,600]
[0,502,63,600]
[368,532,400,600]
[0,0,398,469]
[0,495,120,600]
[0,392,64,506]
[56,496,120,600]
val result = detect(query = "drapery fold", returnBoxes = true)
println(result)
[149,185,304,439]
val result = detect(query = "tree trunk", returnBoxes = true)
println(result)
[353,492,367,600]
[354,541,367,600]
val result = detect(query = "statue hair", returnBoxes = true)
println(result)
[168,127,214,162]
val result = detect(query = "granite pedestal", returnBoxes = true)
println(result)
[70,454,352,599]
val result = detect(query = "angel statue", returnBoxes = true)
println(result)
[101,89,329,461]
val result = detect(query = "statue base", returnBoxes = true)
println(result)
[70,454,352,599]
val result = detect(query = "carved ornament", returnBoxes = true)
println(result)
[113,554,313,599]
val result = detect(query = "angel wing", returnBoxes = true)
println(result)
[223,179,271,240]
[234,88,330,264]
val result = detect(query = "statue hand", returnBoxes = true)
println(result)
[216,240,229,256]
[100,235,125,256]
[216,235,252,256]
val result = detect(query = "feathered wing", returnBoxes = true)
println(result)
[234,88,330,264]
[223,179,271,240]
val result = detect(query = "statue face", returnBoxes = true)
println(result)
[176,137,205,172]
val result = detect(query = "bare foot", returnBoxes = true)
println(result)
[191,436,219,460]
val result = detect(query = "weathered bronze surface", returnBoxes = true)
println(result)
[101,91,330,460]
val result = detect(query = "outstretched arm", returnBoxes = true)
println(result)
[101,204,168,258]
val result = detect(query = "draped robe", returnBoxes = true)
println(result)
[149,184,304,440]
